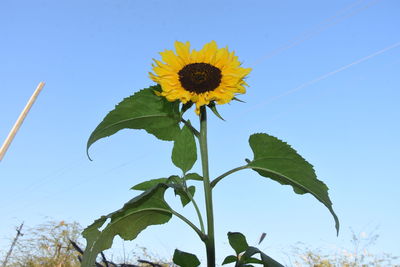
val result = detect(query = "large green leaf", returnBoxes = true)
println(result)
[247,133,339,234]
[172,123,197,173]
[184,172,203,181]
[87,85,180,158]
[228,232,249,255]
[131,175,195,207]
[222,255,237,265]
[130,178,168,191]
[225,232,283,267]
[173,249,201,267]
[81,184,172,267]
[241,246,284,267]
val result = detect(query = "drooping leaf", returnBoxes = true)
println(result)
[181,102,194,115]
[172,123,197,173]
[174,185,196,207]
[222,255,237,265]
[131,175,195,207]
[81,184,173,267]
[247,257,264,264]
[131,178,168,191]
[173,249,201,267]
[228,232,249,255]
[184,173,203,181]
[247,133,339,234]
[241,246,284,267]
[169,176,197,207]
[168,175,182,185]
[233,97,246,103]
[207,101,225,121]
[87,85,181,158]
[167,175,196,207]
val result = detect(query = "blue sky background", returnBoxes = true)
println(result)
[1,0,399,265]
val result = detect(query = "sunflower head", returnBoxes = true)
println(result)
[149,41,251,115]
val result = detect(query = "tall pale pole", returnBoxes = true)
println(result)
[0,82,45,161]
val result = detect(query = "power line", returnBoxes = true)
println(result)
[0,157,86,210]
[245,41,400,115]
[3,155,145,216]
[251,0,383,66]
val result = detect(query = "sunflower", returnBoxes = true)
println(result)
[149,41,252,114]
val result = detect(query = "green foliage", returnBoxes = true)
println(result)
[222,255,238,265]
[241,247,283,267]
[172,123,197,173]
[131,177,168,191]
[81,183,173,267]
[180,102,194,116]
[84,79,340,267]
[87,85,181,158]
[223,232,283,267]
[184,172,203,181]
[131,175,196,207]
[247,133,339,234]
[228,232,249,255]
[207,101,225,121]
[175,185,196,207]
[173,249,201,267]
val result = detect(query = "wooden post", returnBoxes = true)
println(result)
[1,223,24,267]
[0,82,45,161]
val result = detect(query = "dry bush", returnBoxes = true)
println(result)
[289,229,399,267]
[3,220,82,267]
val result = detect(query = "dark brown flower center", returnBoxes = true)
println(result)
[178,63,222,93]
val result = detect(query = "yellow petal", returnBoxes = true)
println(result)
[159,50,184,71]
[174,41,191,64]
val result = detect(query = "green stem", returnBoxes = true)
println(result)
[147,208,206,242]
[185,187,206,234]
[199,106,215,267]
[182,174,205,234]
[181,118,200,138]
[210,165,248,188]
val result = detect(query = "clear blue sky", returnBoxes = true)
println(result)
[1,0,399,265]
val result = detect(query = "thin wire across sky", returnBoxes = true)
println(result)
[1,0,392,217]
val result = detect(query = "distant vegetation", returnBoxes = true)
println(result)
[1,220,81,267]
[1,221,398,267]
[0,220,172,267]
[288,229,399,267]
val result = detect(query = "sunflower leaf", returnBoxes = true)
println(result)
[184,172,203,181]
[241,246,284,267]
[172,122,197,173]
[247,133,339,234]
[181,102,194,116]
[233,97,246,103]
[208,102,225,121]
[81,183,173,267]
[222,255,237,265]
[173,249,201,267]
[174,185,196,207]
[87,85,181,159]
[130,178,168,191]
[132,175,195,207]
[228,232,249,255]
